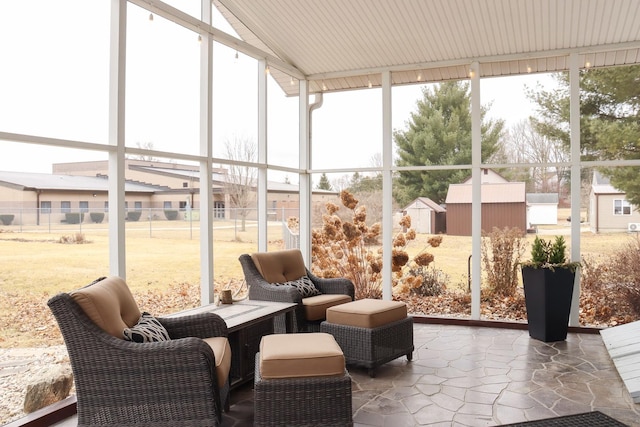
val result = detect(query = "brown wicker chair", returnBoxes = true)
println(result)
[238,249,355,332]
[47,276,231,427]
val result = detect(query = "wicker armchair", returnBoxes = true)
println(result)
[238,249,355,332]
[47,276,231,427]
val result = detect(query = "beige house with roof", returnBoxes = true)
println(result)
[590,171,640,233]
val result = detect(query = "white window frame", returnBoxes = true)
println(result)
[614,199,631,215]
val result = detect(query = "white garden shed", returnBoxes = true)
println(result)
[526,193,559,227]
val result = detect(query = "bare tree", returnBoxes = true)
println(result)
[331,174,352,192]
[503,119,569,193]
[369,152,382,168]
[224,136,257,232]
[128,141,159,161]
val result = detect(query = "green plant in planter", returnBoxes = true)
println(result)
[523,236,579,271]
[521,235,580,342]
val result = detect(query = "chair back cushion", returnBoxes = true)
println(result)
[251,249,307,283]
[71,276,142,338]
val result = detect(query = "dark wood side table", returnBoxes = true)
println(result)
[168,299,297,389]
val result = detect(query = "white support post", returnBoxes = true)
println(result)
[569,53,581,326]
[257,60,268,252]
[382,71,393,301]
[199,0,214,304]
[108,0,127,279]
[298,80,312,264]
[470,61,482,320]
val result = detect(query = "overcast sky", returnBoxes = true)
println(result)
[0,1,556,176]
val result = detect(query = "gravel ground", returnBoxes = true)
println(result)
[0,345,72,425]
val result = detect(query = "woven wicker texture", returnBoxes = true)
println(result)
[499,410,629,426]
[238,252,354,333]
[321,316,414,377]
[253,353,353,427]
[48,290,230,426]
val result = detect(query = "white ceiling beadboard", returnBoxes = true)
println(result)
[213,0,640,95]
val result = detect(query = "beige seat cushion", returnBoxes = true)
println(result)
[303,294,352,321]
[71,276,142,338]
[251,249,307,283]
[203,337,232,388]
[259,333,344,379]
[326,298,407,328]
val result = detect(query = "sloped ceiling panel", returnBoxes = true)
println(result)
[214,0,640,96]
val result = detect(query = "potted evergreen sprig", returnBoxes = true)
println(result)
[521,236,580,342]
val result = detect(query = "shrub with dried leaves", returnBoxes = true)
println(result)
[481,227,526,297]
[311,190,443,299]
[581,234,640,325]
[57,233,89,244]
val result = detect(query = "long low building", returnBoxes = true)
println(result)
[0,160,338,226]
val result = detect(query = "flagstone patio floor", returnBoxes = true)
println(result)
[52,322,640,426]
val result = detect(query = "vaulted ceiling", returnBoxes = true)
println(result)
[213,0,640,95]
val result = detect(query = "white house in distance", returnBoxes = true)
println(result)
[590,170,640,233]
[526,193,559,228]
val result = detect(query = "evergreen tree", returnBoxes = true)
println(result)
[394,81,504,205]
[317,173,332,190]
[528,65,640,205]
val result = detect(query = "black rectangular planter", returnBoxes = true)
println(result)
[521,266,576,342]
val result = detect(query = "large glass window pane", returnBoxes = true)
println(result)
[212,43,259,159]
[126,4,200,156]
[0,1,110,143]
[119,155,202,312]
[267,76,299,169]
[213,165,259,290]
[310,172,390,299]
[312,90,382,170]
[0,144,112,395]
[266,170,300,249]
[583,166,640,326]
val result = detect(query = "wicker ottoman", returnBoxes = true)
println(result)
[321,299,413,377]
[254,333,353,427]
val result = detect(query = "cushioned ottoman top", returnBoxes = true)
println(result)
[259,333,345,379]
[326,298,407,328]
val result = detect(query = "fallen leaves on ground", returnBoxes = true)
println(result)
[1,281,636,349]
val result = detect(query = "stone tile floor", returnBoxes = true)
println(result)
[53,323,640,426]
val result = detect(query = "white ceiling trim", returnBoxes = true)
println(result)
[214,0,640,96]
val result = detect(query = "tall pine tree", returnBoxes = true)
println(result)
[528,65,640,206]
[317,173,332,190]
[394,81,503,205]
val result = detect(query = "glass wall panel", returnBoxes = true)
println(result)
[0,1,110,143]
[267,169,299,250]
[126,4,200,155]
[310,172,386,299]
[267,77,299,168]
[212,165,259,287]
[311,90,382,170]
[0,145,112,384]
[211,43,259,159]
[581,165,640,325]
